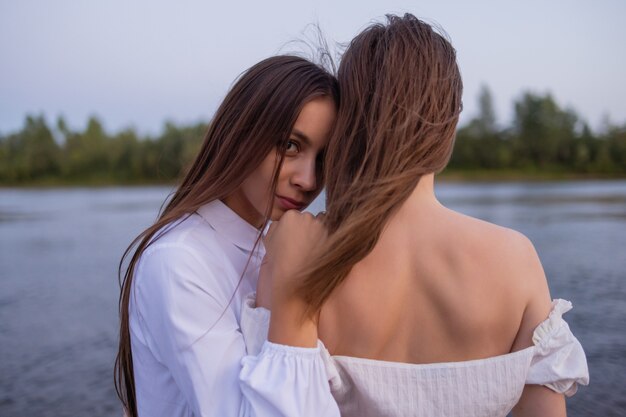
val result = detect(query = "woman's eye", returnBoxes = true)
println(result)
[286,140,300,153]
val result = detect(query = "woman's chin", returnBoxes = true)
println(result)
[270,206,303,221]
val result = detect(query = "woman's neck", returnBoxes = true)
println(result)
[388,173,442,226]
[221,193,265,230]
[405,173,439,207]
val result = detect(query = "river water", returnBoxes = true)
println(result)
[1,181,625,416]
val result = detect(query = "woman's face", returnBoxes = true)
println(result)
[226,96,336,228]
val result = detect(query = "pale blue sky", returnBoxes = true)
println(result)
[1,0,625,135]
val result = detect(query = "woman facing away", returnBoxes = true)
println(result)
[250,14,589,417]
[114,55,343,417]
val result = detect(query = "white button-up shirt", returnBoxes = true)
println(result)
[129,200,339,417]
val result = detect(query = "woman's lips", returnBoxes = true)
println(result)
[276,195,305,210]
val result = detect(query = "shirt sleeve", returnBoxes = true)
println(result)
[239,341,341,417]
[238,293,341,417]
[133,244,339,417]
[526,299,590,396]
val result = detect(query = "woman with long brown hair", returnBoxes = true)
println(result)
[114,55,341,417]
[251,14,589,416]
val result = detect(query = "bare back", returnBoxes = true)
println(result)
[318,177,553,364]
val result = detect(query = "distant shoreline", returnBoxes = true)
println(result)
[438,170,626,182]
[1,171,625,189]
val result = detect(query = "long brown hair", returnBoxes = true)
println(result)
[299,14,463,314]
[114,55,338,417]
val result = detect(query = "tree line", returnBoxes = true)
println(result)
[0,117,206,184]
[449,86,625,177]
[1,86,625,185]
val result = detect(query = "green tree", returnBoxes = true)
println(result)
[63,116,110,180]
[511,92,578,168]
[109,128,142,181]
[450,85,510,170]
[606,124,626,173]
[0,134,8,180]
[2,115,61,182]
[569,123,594,172]
[466,84,498,137]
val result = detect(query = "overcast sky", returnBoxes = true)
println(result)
[1,0,625,135]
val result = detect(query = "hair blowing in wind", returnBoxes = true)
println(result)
[298,14,464,316]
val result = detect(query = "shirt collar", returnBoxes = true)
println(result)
[196,199,264,254]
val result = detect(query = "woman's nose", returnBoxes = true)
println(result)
[290,158,317,191]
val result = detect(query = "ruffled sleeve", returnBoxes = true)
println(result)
[238,293,340,417]
[240,293,271,356]
[526,299,590,396]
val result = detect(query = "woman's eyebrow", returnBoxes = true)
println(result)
[291,129,311,147]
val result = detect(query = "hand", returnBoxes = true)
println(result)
[257,210,327,310]
[255,210,328,347]
[256,211,326,310]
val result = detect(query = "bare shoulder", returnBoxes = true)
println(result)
[444,208,553,350]
[447,208,542,277]
[441,208,551,307]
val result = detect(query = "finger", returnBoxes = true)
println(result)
[315,210,327,221]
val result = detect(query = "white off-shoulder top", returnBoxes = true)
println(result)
[241,297,589,417]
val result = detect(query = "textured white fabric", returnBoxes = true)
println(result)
[240,341,341,417]
[129,200,339,417]
[526,299,589,396]
[241,297,589,417]
[241,295,271,358]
